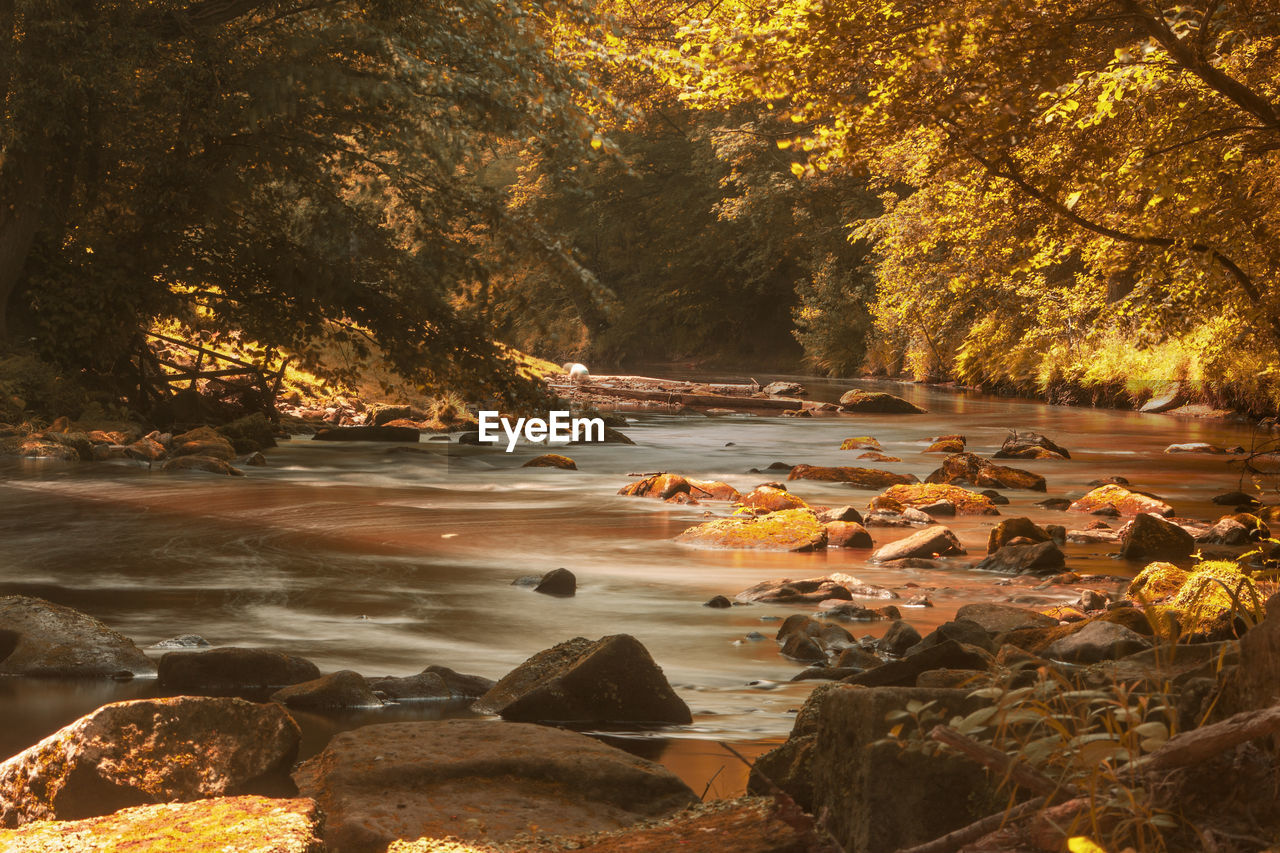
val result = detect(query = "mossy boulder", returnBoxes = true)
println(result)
[170,426,237,461]
[1174,561,1260,627]
[837,390,926,414]
[840,436,881,450]
[1119,513,1196,562]
[925,436,966,453]
[1068,484,1174,517]
[523,453,577,469]
[879,483,1000,516]
[1127,562,1190,601]
[676,509,827,551]
[788,464,917,489]
[924,452,1046,492]
[737,485,809,513]
[0,595,156,678]
[215,413,277,455]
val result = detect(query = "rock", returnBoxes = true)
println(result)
[1198,513,1270,545]
[737,575,864,604]
[1173,561,1260,632]
[294,720,697,851]
[151,634,212,649]
[523,453,577,469]
[1140,387,1186,413]
[980,489,1009,505]
[992,431,1071,460]
[1035,497,1072,510]
[216,413,278,454]
[925,437,966,453]
[975,541,1067,575]
[792,666,859,681]
[473,634,691,724]
[533,567,577,596]
[840,436,882,450]
[925,452,1047,491]
[161,454,245,476]
[1118,513,1195,561]
[1223,593,1280,713]
[917,500,956,517]
[878,482,1001,515]
[837,390,926,414]
[703,595,732,608]
[16,439,81,461]
[0,595,155,678]
[676,509,827,552]
[158,647,321,689]
[1078,589,1109,612]
[825,521,874,548]
[619,473,740,502]
[986,517,1053,553]
[816,505,864,524]
[1165,442,1232,454]
[821,603,894,622]
[1043,620,1152,663]
[844,640,993,688]
[916,669,991,689]
[877,621,922,656]
[787,464,917,489]
[313,425,420,442]
[761,381,807,396]
[0,697,300,826]
[905,620,996,655]
[900,507,936,524]
[1068,484,1174,517]
[871,526,966,562]
[367,665,495,702]
[123,435,167,462]
[245,451,268,466]
[737,485,809,513]
[836,646,883,669]
[0,796,323,853]
[271,670,384,709]
[857,450,902,462]
[1212,491,1261,507]
[368,404,416,426]
[954,603,1056,634]
[170,426,237,461]
[781,633,826,662]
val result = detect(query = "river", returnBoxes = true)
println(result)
[0,376,1270,797]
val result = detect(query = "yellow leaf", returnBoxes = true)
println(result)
[1065,190,1083,210]
[776,139,793,149]
[590,134,603,150]
[789,162,805,177]
[1068,838,1108,853]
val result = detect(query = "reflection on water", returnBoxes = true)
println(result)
[0,376,1268,794]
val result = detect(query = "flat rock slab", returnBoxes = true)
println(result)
[293,719,698,851]
[0,595,155,678]
[0,696,300,827]
[473,634,691,724]
[0,796,322,853]
[787,464,917,489]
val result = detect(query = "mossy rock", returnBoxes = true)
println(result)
[738,486,809,513]
[788,465,917,489]
[1127,562,1190,601]
[1068,484,1173,517]
[523,454,577,470]
[1175,561,1261,626]
[676,509,827,552]
[216,413,278,455]
[840,436,881,451]
[878,483,999,516]
[837,390,926,414]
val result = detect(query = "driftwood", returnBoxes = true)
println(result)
[898,705,1280,853]
[552,383,802,410]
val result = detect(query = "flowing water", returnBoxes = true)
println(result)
[0,376,1270,797]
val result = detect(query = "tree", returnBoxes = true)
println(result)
[1,0,609,403]
[675,0,1280,402]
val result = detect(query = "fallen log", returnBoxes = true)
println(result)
[556,383,803,410]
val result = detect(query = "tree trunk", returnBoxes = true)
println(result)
[0,154,48,342]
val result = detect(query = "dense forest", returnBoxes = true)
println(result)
[2,0,1278,414]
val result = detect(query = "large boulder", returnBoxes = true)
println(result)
[825,520,874,548]
[1069,484,1174,517]
[293,719,697,851]
[787,464,917,489]
[1126,561,1190,601]
[871,526,965,562]
[676,509,827,551]
[878,482,1001,515]
[0,697,300,827]
[0,595,155,678]
[0,796,322,853]
[618,473,740,502]
[924,452,1047,492]
[975,541,1067,574]
[992,431,1070,460]
[1197,513,1270,545]
[954,603,1056,634]
[751,686,997,853]
[1118,513,1195,562]
[837,390,926,414]
[843,640,993,688]
[737,485,809,513]
[158,647,321,690]
[986,517,1053,553]
[473,634,691,724]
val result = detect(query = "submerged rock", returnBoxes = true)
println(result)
[473,634,691,724]
[0,796,323,853]
[676,508,827,551]
[522,453,577,469]
[0,595,155,678]
[294,720,697,851]
[787,464,917,489]
[0,697,300,827]
[367,665,495,702]
[161,454,244,476]
[534,567,577,596]
[270,670,384,709]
